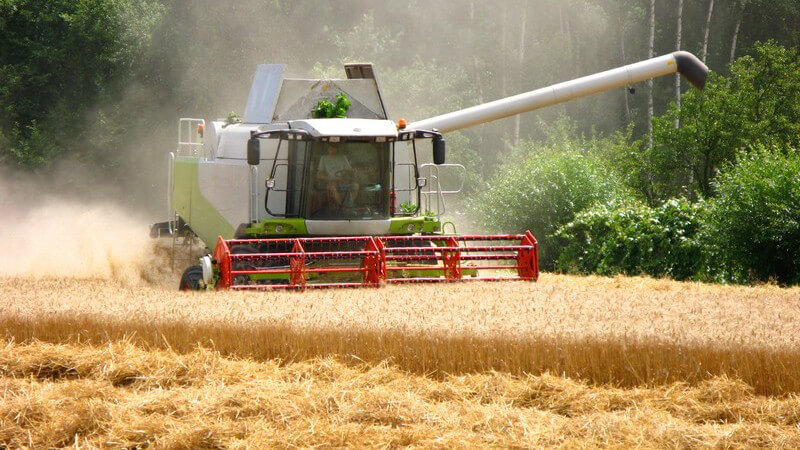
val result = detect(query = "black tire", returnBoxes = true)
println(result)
[179,265,205,291]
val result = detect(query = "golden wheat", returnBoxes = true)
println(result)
[2,274,799,396]
[1,340,799,448]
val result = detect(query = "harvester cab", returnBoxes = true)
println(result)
[153,53,709,291]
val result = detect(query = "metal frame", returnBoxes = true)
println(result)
[177,118,205,157]
[419,163,466,217]
[213,232,538,290]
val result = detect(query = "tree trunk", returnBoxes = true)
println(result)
[730,0,744,64]
[501,3,508,99]
[618,12,630,123]
[701,0,714,62]
[647,0,656,148]
[513,5,527,146]
[500,2,510,152]
[675,0,683,129]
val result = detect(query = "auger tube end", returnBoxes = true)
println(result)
[673,51,709,90]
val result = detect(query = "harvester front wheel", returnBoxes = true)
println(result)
[179,265,205,291]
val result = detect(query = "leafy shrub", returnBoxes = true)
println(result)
[554,199,710,281]
[706,148,800,285]
[312,93,351,118]
[650,42,800,202]
[471,145,630,269]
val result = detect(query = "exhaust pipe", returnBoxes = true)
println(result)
[409,51,708,133]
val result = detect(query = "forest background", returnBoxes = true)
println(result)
[2,0,799,283]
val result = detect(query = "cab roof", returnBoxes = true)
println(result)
[288,119,398,139]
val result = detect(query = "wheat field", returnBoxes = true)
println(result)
[2,270,800,447]
[3,340,800,448]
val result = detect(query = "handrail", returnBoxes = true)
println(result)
[167,152,175,235]
[419,163,466,217]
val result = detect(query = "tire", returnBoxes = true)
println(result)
[179,265,205,291]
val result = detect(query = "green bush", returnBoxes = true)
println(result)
[650,42,800,202]
[554,198,710,281]
[706,148,800,285]
[471,145,630,269]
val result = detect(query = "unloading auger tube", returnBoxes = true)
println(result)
[409,51,708,133]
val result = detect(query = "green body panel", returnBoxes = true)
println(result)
[244,218,309,236]
[241,216,441,237]
[173,157,236,249]
[388,216,441,234]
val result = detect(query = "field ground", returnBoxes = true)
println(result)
[2,273,800,447]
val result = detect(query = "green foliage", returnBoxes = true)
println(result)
[471,142,631,269]
[554,198,711,281]
[225,112,242,124]
[0,0,164,168]
[706,148,800,285]
[649,42,800,202]
[398,202,418,215]
[311,94,351,119]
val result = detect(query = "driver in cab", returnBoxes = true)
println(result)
[317,143,359,208]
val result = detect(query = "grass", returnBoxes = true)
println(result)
[2,273,800,446]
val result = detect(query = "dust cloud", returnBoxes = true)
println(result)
[0,170,163,286]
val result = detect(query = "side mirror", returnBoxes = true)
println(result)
[432,135,446,165]
[247,137,260,166]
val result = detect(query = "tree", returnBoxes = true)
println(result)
[471,128,632,269]
[650,42,800,200]
[674,0,684,129]
[646,0,656,148]
[513,4,527,146]
[0,0,164,168]
[730,0,748,63]
[701,0,715,62]
[707,148,800,285]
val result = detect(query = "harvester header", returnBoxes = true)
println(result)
[151,51,709,290]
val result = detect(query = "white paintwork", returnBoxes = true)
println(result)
[290,119,398,138]
[215,123,260,159]
[203,120,225,160]
[243,64,285,124]
[409,54,681,133]
[201,255,213,285]
[197,160,250,227]
[215,123,287,160]
[306,220,392,235]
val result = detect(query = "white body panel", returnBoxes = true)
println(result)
[409,54,680,133]
[197,160,250,228]
[243,64,285,124]
[291,118,397,138]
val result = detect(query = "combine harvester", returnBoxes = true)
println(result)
[152,52,708,290]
